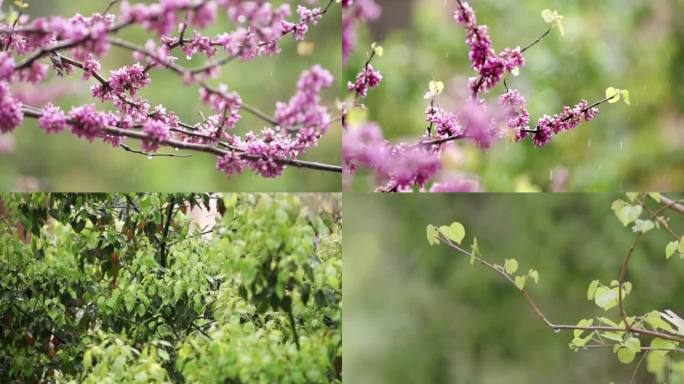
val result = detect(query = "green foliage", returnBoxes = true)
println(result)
[0,193,341,383]
[421,193,683,383]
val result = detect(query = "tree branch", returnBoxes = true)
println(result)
[438,234,684,344]
[21,106,343,173]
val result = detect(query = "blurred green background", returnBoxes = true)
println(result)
[344,193,684,383]
[345,0,684,192]
[0,0,341,191]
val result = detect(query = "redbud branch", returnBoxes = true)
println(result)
[120,143,190,158]
[417,134,470,147]
[618,196,684,334]
[103,0,120,15]
[106,37,282,127]
[20,106,343,173]
[630,352,649,384]
[438,234,684,344]
[617,232,643,332]
[521,26,552,53]
[9,0,210,69]
[660,195,684,217]
[582,345,684,353]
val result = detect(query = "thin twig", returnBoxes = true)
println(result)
[120,143,191,158]
[438,234,684,344]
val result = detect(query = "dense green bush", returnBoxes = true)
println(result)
[0,193,341,383]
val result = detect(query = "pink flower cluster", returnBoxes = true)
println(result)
[0,82,23,133]
[38,103,67,134]
[531,100,600,147]
[342,0,381,66]
[0,0,336,180]
[275,65,333,152]
[284,5,324,40]
[499,89,530,141]
[121,0,207,36]
[454,1,525,95]
[214,65,334,178]
[343,123,441,191]
[347,63,382,99]
[142,119,170,152]
[199,84,242,131]
[92,63,150,101]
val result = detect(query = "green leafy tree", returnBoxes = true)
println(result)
[0,193,341,383]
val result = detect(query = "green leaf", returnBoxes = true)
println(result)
[470,237,479,265]
[666,241,678,259]
[158,349,170,361]
[83,349,92,369]
[606,87,621,104]
[594,286,618,310]
[541,9,564,36]
[439,222,465,244]
[574,319,593,338]
[612,203,642,227]
[645,311,675,333]
[504,259,519,274]
[426,225,440,246]
[679,236,684,254]
[624,337,641,354]
[620,90,631,105]
[617,347,636,364]
[514,275,526,290]
[632,219,654,233]
[648,192,662,202]
[626,192,639,201]
[527,269,539,284]
[587,280,599,301]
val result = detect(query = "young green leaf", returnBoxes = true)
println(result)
[426,225,440,246]
[594,286,618,310]
[504,259,519,274]
[527,269,539,284]
[439,222,466,244]
[665,241,678,259]
[470,237,479,265]
[587,280,599,301]
[616,347,636,364]
[541,9,565,36]
[514,275,526,290]
[620,90,630,105]
[606,87,621,103]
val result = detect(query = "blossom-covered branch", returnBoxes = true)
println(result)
[0,0,342,180]
[343,0,630,192]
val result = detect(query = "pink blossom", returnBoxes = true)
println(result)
[0,52,14,82]
[16,62,47,84]
[69,104,105,141]
[0,82,23,133]
[38,103,67,134]
[342,0,381,66]
[216,151,246,176]
[347,63,382,98]
[82,56,101,80]
[199,84,242,130]
[141,119,170,152]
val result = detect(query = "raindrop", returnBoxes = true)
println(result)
[619,140,624,152]
[147,155,153,160]
[587,139,592,148]
[553,328,561,333]
[174,148,179,151]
